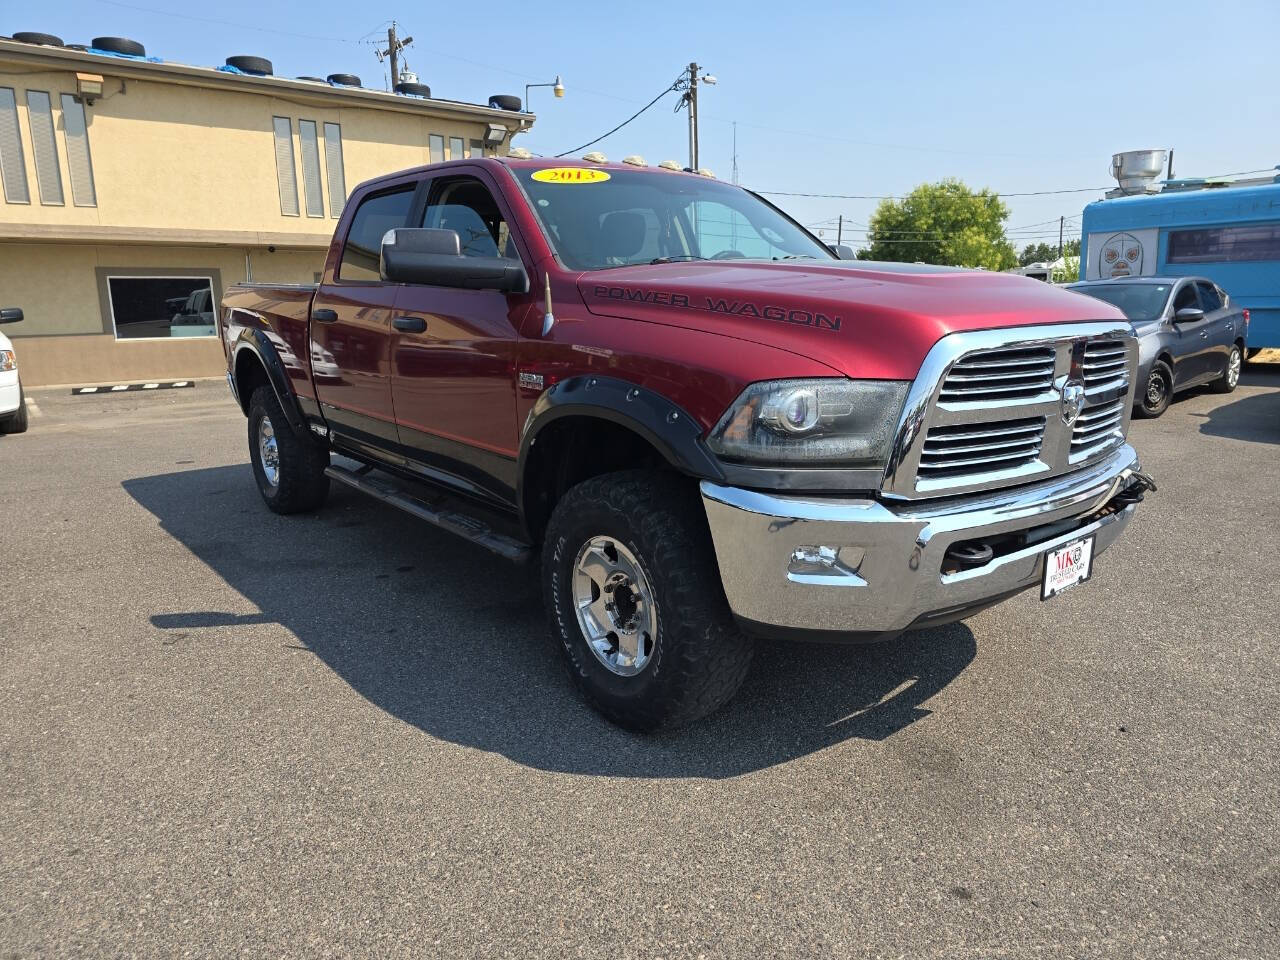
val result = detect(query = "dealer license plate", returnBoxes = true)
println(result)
[1041,535,1095,600]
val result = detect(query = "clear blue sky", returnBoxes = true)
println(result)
[25,0,1280,253]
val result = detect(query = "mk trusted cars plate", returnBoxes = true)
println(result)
[1041,535,1095,600]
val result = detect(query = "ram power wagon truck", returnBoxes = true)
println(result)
[220,157,1155,730]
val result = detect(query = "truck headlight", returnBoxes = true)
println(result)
[0,350,15,372]
[707,378,910,466]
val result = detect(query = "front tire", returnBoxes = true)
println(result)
[543,470,753,731]
[1136,361,1172,418]
[0,384,28,434]
[246,385,329,514]
[1211,344,1242,394]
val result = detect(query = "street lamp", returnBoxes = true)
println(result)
[525,75,564,110]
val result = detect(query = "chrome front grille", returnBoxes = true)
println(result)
[1071,397,1125,459]
[1082,340,1129,397]
[937,346,1056,403]
[883,323,1137,500]
[918,416,1046,486]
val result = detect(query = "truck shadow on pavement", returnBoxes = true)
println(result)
[125,465,976,778]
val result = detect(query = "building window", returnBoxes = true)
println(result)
[25,91,63,205]
[323,122,346,217]
[449,136,466,161]
[469,139,484,159]
[1168,222,1280,264]
[59,94,96,207]
[107,276,217,340]
[336,186,416,282]
[0,86,30,204]
[272,116,299,217]
[298,119,324,217]
[429,134,445,164]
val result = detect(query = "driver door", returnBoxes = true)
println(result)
[1168,281,1211,386]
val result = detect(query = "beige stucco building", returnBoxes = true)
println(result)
[0,35,533,385]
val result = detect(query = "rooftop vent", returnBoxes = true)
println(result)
[1109,150,1167,196]
[92,36,146,57]
[13,32,64,47]
[327,73,361,87]
[226,55,273,76]
[488,94,522,112]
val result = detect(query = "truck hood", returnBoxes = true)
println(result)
[579,260,1127,380]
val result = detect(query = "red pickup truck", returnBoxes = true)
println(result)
[220,157,1155,730]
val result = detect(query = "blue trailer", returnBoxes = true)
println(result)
[1080,170,1280,350]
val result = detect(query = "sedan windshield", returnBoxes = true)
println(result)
[1070,282,1171,321]
[511,166,833,271]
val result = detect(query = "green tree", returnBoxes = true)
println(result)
[1020,237,1081,266]
[864,179,1016,270]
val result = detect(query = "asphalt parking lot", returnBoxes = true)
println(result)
[2,368,1278,958]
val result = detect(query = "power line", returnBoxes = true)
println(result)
[554,77,682,158]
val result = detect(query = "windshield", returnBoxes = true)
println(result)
[511,166,833,271]
[1071,282,1171,321]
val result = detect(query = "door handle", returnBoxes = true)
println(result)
[312,308,338,324]
[393,315,427,334]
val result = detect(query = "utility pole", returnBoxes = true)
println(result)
[731,121,739,185]
[1058,215,1065,259]
[837,215,843,247]
[687,61,699,170]
[378,22,413,89]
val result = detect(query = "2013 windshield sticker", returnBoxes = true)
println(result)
[592,285,841,331]
[532,168,611,184]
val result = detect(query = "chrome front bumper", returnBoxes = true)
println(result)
[701,444,1144,641]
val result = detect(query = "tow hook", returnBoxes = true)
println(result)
[1114,470,1158,509]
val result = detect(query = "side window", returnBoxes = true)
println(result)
[1196,281,1223,312]
[421,177,514,259]
[1172,283,1199,314]
[336,187,416,281]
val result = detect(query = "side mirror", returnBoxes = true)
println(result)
[0,307,23,324]
[827,243,857,260]
[380,228,529,294]
[1174,307,1205,323]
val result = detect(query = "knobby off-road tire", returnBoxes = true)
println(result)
[246,385,329,514]
[543,470,753,732]
[1136,360,1173,418]
[1210,344,1242,394]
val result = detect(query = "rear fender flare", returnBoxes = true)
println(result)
[232,329,306,436]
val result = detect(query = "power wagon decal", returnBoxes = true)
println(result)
[591,285,842,332]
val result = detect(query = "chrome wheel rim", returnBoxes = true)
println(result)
[571,536,657,676]
[257,414,280,487]
[1145,371,1166,409]
[1227,349,1241,387]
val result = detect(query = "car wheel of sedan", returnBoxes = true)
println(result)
[0,384,28,435]
[1137,361,1172,418]
[1211,344,1242,394]
[247,385,330,514]
[543,469,753,732]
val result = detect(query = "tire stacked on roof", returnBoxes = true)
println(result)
[488,94,522,111]
[394,81,431,97]
[226,55,273,76]
[13,32,64,46]
[92,36,146,56]
[327,73,361,87]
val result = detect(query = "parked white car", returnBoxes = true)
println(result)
[1,308,29,435]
